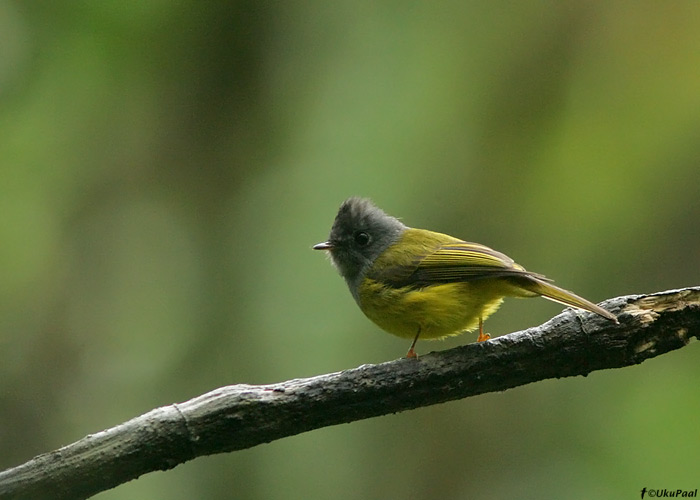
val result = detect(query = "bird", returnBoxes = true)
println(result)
[314,197,617,358]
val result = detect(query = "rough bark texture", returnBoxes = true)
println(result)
[1,287,698,500]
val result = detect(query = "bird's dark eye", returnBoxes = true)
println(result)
[353,231,371,246]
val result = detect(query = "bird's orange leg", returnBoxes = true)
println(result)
[476,317,491,342]
[406,328,421,358]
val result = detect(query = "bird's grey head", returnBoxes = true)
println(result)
[314,197,407,293]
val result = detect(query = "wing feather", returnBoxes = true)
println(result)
[373,240,548,288]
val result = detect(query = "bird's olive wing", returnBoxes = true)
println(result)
[371,242,548,288]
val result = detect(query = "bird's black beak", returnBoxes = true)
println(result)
[313,241,333,251]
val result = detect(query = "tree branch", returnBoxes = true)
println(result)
[1,287,699,499]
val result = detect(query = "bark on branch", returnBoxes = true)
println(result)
[1,287,699,500]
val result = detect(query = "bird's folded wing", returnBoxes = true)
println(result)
[373,241,549,288]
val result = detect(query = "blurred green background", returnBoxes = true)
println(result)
[1,2,699,499]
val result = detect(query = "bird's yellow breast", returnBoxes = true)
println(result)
[356,278,507,340]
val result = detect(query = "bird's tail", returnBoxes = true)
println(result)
[519,276,618,323]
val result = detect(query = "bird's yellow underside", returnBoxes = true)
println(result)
[358,278,530,340]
